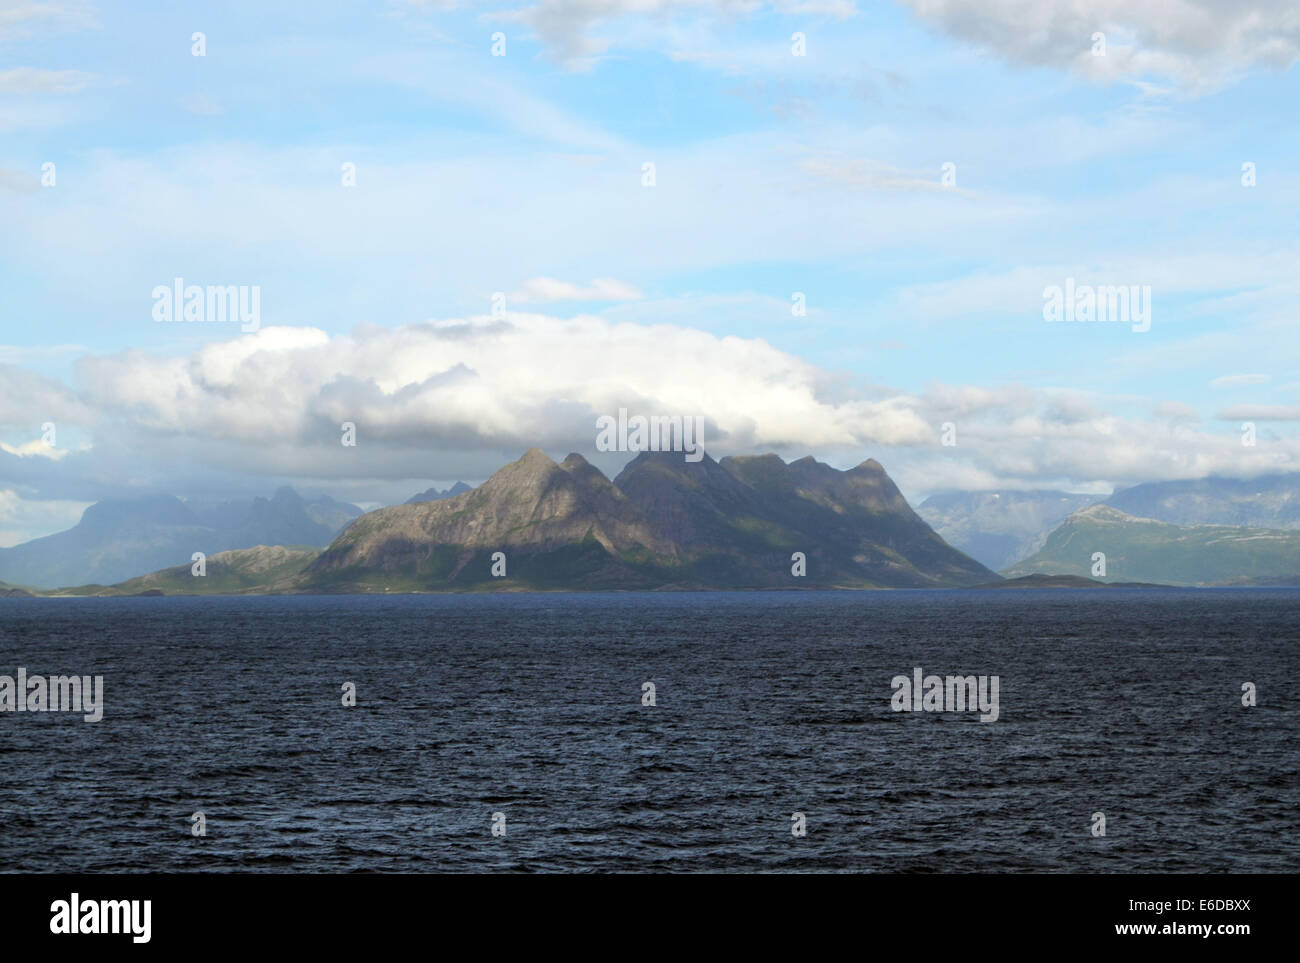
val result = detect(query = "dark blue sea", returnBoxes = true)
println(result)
[1,590,1296,873]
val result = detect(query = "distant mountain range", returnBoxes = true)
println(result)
[919,473,1300,571]
[406,481,473,504]
[0,488,361,589]
[917,490,1101,570]
[1106,473,1300,529]
[11,460,1300,595]
[1001,504,1300,586]
[979,573,1167,590]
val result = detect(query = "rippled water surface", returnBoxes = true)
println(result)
[1,590,1296,872]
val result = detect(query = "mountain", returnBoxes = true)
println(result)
[917,490,1101,570]
[301,448,995,592]
[186,487,359,548]
[406,481,473,504]
[0,495,214,589]
[306,449,673,591]
[918,475,1300,572]
[0,487,357,589]
[1001,504,1300,586]
[975,574,1167,590]
[302,494,365,531]
[46,546,320,596]
[31,461,1300,595]
[1106,473,1300,529]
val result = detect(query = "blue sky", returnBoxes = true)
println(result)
[1,0,1298,544]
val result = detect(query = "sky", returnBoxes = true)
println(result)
[1,0,1298,545]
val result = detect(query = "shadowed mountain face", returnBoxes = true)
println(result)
[0,488,360,589]
[917,490,1102,570]
[304,449,996,591]
[715,453,996,586]
[1002,504,1300,586]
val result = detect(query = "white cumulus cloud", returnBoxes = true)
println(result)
[897,0,1300,92]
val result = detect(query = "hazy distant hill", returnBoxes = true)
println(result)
[406,481,473,504]
[302,494,365,532]
[1002,504,1300,586]
[185,488,361,549]
[46,545,320,596]
[1106,474,1300,529]
[302,448,996,592]
[918,476,1300,572]
[977,574,1167,589]
[0,487,359,588]
[917,490,1101,570]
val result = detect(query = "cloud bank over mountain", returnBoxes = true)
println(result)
[1,315,1293,533]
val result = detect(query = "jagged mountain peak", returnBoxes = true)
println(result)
[474,448,569,501]
[720,451,793,478]
[269,485,304,504]
[618,448,719,472]
[848,457,886,474]
[726,452,788,468]
[518,447,556,467]
[406,481,473,504]
[1074,504,1147,523]
[309,447,675,584]
[559,452,613,487]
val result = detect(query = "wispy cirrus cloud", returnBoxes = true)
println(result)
[0,438,66,459]
[510,277,643,303]
[501,0,858,66]
[1211,373,1270,388]
[1217,404,1300,421]
[0,165,36,192]
[0,0,97,38]
[799,154,977,197]
[0,67,96,94]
